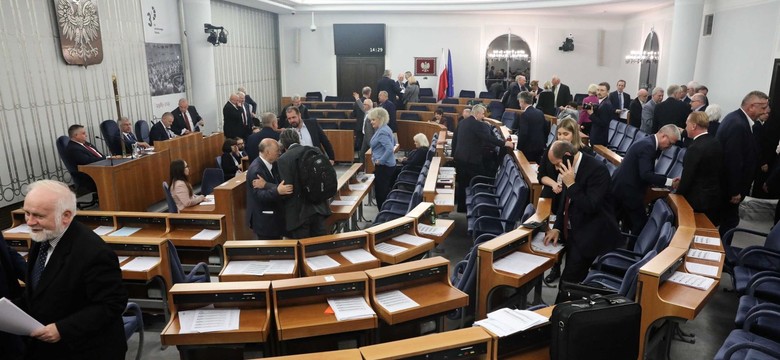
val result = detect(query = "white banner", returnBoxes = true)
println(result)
[141,0,185,121]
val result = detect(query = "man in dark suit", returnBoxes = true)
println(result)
[21,180,127,359]
[629,88,648,127]
[652,85,690,132]
[149,112,176,146]
[278,95,310,129]
[377,69,402,106]
[0,232,26,359]
[717,91,769,236]
[246,112,281,163]
[64,124,105,166]
[238,86,258,115]
[353,86,371,150]
[286,107,335,163]
[378,90,398,133]
[584,82,614,146]
[504,75,528,109]
[115,117,149,154]
[673,112,723,224]
[452,104,514,212]
[543,141,621,283]
[277,129,332,239]
[551,75,572,109]
[608,79,631,121]
[223,93,248,139]
[239,92,258,129]
[171,98,204,135]
[611,124,680,235]
[752,107,774,198]
[689,93,707,112]
[246,138,292,239]
[513,91,550,162]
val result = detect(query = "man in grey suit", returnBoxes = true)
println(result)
[641,87,664,133]
[359,98,375,164]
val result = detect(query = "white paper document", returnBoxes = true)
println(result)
[374,242,407,255]
[108,227,142,237]
[93,226,114,235]
[327,296,376,321]
[222,260,271,276]
[178,308,240,334]
[392,234,433,247]
[687,249,723,262]
[191,229,221,240]
[376,290,419,312]
[436,188,454,194]
[439,167,456,174]
[668,271,716,290]
[348,183,370,191]
[340,196,360,201]
[474,307,549,337]
[5,224,30,234]
[434,196,454,206]
[693,235,721,246]
[340,248,377,264]
[438,174,454,180]
[200,195,216,206]
[19,252,27,258]
[418,224,446,237]
[531,232,563,254]
[331,200,357,206]
[265,260,296,274]
[117,256,129,263]
[685,262,719,278]
[493,252,549,276]
[120,256,159,271]
[306,255,341,271]
[0,297,44,336]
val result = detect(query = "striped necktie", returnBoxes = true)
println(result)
[31,241,50,289]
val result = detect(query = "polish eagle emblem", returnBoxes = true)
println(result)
[55,0,103,65]
[421,61,431,72]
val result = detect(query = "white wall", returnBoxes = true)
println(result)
[278,12,637,99]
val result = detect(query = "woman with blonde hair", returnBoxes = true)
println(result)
[579,84,599,134]
[403,76,420,105]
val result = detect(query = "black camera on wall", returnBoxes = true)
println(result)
[559,34,574,52]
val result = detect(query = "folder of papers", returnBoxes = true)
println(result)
[4,224,30,234]
[349,183,370,191]
[306,255,341,271]
[685,262,719,278]
[687,249,723,262]
[191,229,221,240]
[418,224,446,237]
[693,235,721,246]
[178,308,240,334]
[392,234,433,247]
[108,227,142,237]
[339,248,378,264]
[376,290,419,313]
[92,226,114,235]
[120,256,159,271]
[331,200,357,206]
[0,297,43,336]
[327,296,376,321]
[668,271,716,290]
[474,307,549,337]
[374,242,407,255]
[493,252,549,276]
[530,232,563,254]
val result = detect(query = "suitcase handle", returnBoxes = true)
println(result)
[588,294,630,306]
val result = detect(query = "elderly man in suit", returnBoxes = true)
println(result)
[223,92,248,139]
[629,88,648,127]
[584,82,615,146]
[378,90,398,134]
[377,69,403,106]
[717,91,770,236]
[641,87,664,133]
[513,91,550,163]
[115,117,149,154]
[551,75,572,109]
[64,124,105,166]
[652,85,690,132]
[673,111,723,224]
[238,86,258,115]
[608,79,631,120]
[246,138,293,239]
[149,112,176,146]
[246,112,281,163]
[286,106,335,164]
[611,124,681,235]
[21,180,127,360]
[171,98,204,135]
[544,140,621,283]
[353,86,372,151]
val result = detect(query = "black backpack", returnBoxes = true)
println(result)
[298,146,337,203]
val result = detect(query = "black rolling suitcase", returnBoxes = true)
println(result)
[550,294,641,360]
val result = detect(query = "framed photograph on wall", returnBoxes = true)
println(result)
[414,57,437,76]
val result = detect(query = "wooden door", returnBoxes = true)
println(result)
[337,56,384,99]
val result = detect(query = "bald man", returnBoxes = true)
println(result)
[246,138,292,239]
[629,88,649,127]
[223,92,248,139]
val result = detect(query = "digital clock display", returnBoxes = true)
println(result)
[334,24,386,56]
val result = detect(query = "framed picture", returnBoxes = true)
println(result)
[54,0,104,65]
[414,57,437,76]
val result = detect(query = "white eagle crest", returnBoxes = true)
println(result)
[421,61,431,72]
[56,0,101,60]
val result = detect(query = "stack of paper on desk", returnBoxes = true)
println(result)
[348,183,369,191]
[376,290,419,312]
[374,242,407,255]
[108,227,141,237]
[439,167,456,174]
[685,262,719,278]
[178,308,240,334]
[191,229,221,240]
[693,235,721,246]
[435,188,454,194]
[340,249,377,264]
[687,249,723,262]
[5,224,30,234]
[200,195,215,206]
[434,197,454,206]
[120,257,159,271]
[418,224,446,237]
[93,226,114,235]
[265,260,296,274]
[306,255,341,270]
[331,199,357,206]
[668,271,716,290]
[493,252,549,275]
[530,232,563,254]
[392,234,433,247]
[117,256,129,263]
[223,261,272,276]
[474,308,549,337]
[327,296,376,321]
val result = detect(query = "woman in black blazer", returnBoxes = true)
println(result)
[220,138,243,179]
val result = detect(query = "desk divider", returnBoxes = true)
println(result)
[364,217,434,264]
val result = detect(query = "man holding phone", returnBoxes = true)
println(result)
[544,140,621,283]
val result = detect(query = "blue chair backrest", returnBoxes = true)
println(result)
[547,124,558,147]
[324,95,339,102]
[216,156,222,168]
[162,181,178,213]
[667,147,686,179]
[419,97,437,103]
[419,88,434,97]
[634,129,648,141]
[442,98,459,104]
[479,91,493,99]
[100,120,122,156]
[634,203,667,255]
[166,240,188,284]
[654,146,679,176]
[500,111,516,128]
[653,222,675,253]
[609,122,628,148]
[305,92,322,102]
[622,250,657,299]
[400,112,420,121]
[57,136,78,174]
[410,105,428,111]
[440,105,457,113]
[616,126,638,153]
[135,120,150,143]
[605,161,618,177]
[201,168,224,196]
[459,90,476,98]
[488,101,504,120]
[574,93,587,105]
[608,120,620,142]
[520,203,536,223]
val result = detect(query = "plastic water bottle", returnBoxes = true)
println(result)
[131,143,139,158]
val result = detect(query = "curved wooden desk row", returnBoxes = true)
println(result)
[422,157,456,214]
[326,163,373,231]
[219,202,455,282]
[78,132,225,211]
[161,257,468,355]
[397,119,448,151]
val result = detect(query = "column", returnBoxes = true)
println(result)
[182,0,219,134]
[666,0,705,84]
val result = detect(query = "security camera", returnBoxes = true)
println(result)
[310,23,317,32]
[291,10,296,15]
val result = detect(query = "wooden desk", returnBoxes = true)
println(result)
[328,164,372,232]
[666,195,724,253]
[154,132,224,186]
[365,217,434,264]
[360,327,495,360]
[405,102,470,116]
[167,213,227,272]
[105,237,173,317]
[397,120,446,151]
[323,129,355,162]
[495,306,554,360]
[220,240,299,281]
[299,231,380,276]
[181,172,253,240]
[513,150,542,207]
[365,257,467,326]
[3,210,31,255]
[74,210,117,230]
[405,202,454,246]
[458,97,493,106]
[272,272,377,353]
[161,281,271,351]
[593,144,623,165]
[422,157,455,214]
[254,349,362,360]
[79,149,171,211]
[476,227,555,320]
[110,212,169,238]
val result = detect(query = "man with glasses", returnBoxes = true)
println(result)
[717,90,770,236]
[689,93,707,112]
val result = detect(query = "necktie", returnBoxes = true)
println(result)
[563,194,571,241]
[31,241,50,290]
[166,128,174,139]
[84,143,101,158]
[619,93,624,109]
[183,111,192,131]
[242,109,247,126]
[554,86,559,104]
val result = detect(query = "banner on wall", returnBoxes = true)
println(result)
[140,0,185,121]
